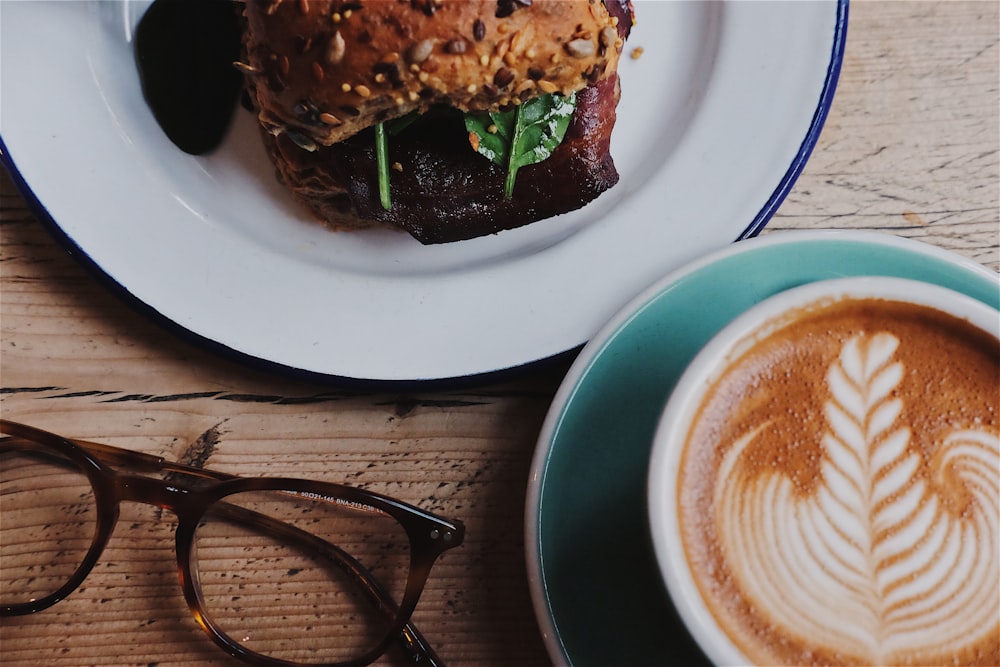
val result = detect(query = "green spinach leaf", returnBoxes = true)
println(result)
[464,92,577,199]
[375,113,422,211]
[375,121,391,210]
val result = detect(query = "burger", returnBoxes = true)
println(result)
[240,0,635,244]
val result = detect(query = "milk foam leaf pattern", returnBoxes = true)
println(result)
[715,332,1000,664]
[464,93,577,199]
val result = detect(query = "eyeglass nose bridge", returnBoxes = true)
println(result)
[100,472,215,614]
[108,471,209,521]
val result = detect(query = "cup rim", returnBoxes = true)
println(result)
[646,275,1000,666]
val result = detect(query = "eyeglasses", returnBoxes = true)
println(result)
[0,419,464,667]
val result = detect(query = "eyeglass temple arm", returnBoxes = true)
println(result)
[1,433,444,667]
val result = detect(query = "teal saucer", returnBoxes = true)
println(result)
[526,230,1000,667]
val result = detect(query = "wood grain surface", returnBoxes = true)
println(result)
[1,2,997,666]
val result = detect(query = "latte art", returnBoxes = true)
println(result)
[715,333,999,664]
[675,298,1000,666]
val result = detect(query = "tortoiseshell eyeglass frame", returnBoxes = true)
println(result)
[0,419,465,667]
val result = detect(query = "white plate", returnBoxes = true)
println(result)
[0,0,847,384]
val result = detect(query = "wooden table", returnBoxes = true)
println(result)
[2,2,997,665]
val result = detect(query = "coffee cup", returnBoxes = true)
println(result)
[647,276,999,666]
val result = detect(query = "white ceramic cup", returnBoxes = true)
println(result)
[646,275,1000,666]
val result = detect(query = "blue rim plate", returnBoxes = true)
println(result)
[0,1,846,386]
[526,230,1000,666]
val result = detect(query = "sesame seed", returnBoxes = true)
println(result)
[537,80,558,94]
[311,62,325,81]
[391,161,403,172]
[509,30,523,53]
[354,84,372,97]
[487,124,498,134]
[466,84,477,93]
[319,112,342,125]
[341,83,352,92]
[510,29,531,54]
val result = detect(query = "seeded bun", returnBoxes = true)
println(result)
[242,0,626,149]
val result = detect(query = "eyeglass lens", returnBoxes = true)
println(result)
[1,448,98,608]
[191,489,413,664]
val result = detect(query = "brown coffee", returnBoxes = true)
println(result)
[677,298,999,666]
